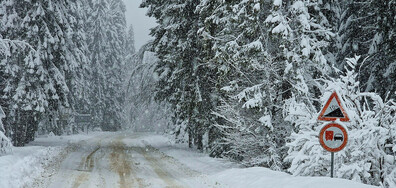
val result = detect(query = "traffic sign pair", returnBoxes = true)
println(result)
[318,91,349,153]
[317,91,350,178]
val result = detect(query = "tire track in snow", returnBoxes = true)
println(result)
[136,140,223,188]
[44,133,222,188]
[84,147,100,171]
[72,172,89,188]
[134,146,185,188]
[71,135,109,187]
[109,137,146,188]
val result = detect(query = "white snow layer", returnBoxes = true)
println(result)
[133,133,378,188]
[213,167,377,188]
[0,133,99,188]
[0,146,62,188]
[273,0,282,6]
[0,132,379,188]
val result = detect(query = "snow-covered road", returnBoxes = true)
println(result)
[1,131,378,188]
[45,133,219,188]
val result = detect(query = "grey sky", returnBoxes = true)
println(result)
[123,0,157,51]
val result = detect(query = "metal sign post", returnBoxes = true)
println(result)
[331,152,334,178]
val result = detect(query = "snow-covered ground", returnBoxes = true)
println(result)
[0,131,378,188]
[136,133,378,188]
[0,146,62,188]
[0,132,103,188]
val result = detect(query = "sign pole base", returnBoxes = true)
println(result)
[331,152,334,178]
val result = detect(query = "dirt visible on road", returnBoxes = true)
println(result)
[135,146,185,188]
[71,136,106,188]
[85,147,100,171]
[72,172,89,188]
[41,133,217,188]
[109,137,146,188]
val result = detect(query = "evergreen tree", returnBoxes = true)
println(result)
[86,0,127,131]
[0,85,12,155]
[334,0,396,99]
[104,0,127,131]
[195,0,234,156]
[65,0,91,134]
[195,0,335,169]
[85,0,107,129]
[0,0,93,144]
[126,25,136,56]
[142,0,216,150]
[0,0,49,145]
[197,0,285,168]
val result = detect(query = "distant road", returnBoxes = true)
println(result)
[44,133,219,188]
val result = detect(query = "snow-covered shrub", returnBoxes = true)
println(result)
[285,56,396,186]
[0,105,12,155]
[212,96,286,170]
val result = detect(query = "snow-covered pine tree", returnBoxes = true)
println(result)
[197,0,287,169]
[335,0,396,100]
[125,25,136,56]
[0,96,12,155]
[126,44,155,129]
[123,23,138,125]
[85,0,108,129]
[86,0,127,131]
[266,0,336,168]
[101,0,127,131]
[195,0,234,157]
[142,0,216,150]
[363,0,396,100]
[285,56,396,186]
[65,0,91,134]
[307,0,342,67]
[25,0,78,136]
[265,0,335,95]
[196,0,334,169]
[1,0,93,143]
[0,37,21,152]
[0,1,49,145]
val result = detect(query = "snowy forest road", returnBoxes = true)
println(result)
[44,133,220,188]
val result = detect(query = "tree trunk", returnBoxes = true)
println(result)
[196,133,203,151]
[188,128,193,148]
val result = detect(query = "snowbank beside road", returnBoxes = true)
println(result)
[136,132,378,188]
[0,132,101,188]
[0,146,62,188]
[213,167,377,188]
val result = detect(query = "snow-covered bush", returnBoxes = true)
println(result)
[285,56,396,186]
[212,96,286,170]
[0,105,12,155]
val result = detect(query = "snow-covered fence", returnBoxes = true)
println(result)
[0,105,12,154]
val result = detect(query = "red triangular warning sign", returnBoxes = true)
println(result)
[317,91,350,122]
